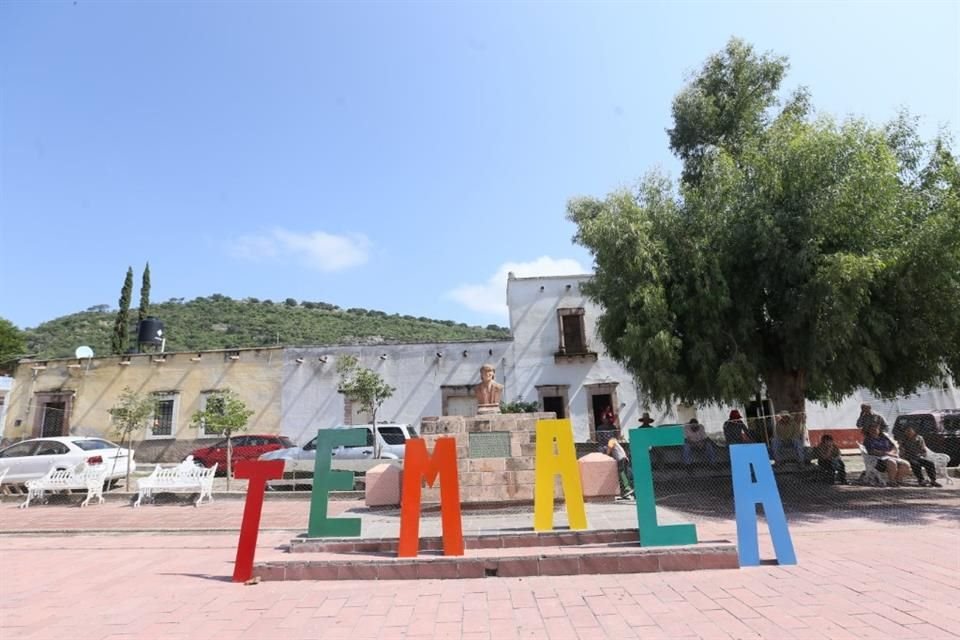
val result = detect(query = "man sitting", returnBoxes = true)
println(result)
[863,423,911,486]
[813,434,846,484]
[682,419,717,472]
[897,426,942,487]
[773,411,808,464]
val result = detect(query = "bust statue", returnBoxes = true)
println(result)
[475,363,503,414]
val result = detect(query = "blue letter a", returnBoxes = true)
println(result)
[730,444,797,566]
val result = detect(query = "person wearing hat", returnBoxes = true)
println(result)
[722,410,753,446]
[638,412,655,428]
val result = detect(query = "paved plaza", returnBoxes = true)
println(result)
[1,481,958,640]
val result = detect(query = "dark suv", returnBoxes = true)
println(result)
[891,410,960,466]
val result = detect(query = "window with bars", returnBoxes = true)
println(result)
[149,393,177,438]
[557,308,588,354]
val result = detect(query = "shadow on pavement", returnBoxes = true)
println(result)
[653,473,960,526]
[157,572,233,582]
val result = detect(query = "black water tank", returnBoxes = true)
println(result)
[137,317,164,345]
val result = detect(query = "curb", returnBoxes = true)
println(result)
[0,527,304,537]
[0,490,363,504]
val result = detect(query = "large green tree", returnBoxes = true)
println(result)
[568,38,960,416]
[111,267,134,354]
[0,317,27,375]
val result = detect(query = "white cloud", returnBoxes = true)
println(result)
[447,256,587,317]
[229,228,370,272]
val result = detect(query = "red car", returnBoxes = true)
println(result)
[189,434,294,473]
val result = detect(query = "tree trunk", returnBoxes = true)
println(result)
[226,432,232,491]
[120,431,130,491]
[372,408,380,459]
[764,368,807,420]
[125,432,131,491]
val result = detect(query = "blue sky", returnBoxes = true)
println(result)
[2,1,957,331]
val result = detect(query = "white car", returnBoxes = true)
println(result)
[259,423,416,476]
[0,436,136,485]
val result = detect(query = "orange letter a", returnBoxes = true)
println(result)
[398,437,464,557]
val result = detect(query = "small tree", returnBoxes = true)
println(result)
[337,355,395,458]
[108,387,154,489]
[190,388,253,490]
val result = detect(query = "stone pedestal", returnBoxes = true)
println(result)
[418,413,568,503]
[578,453,619,498]
[476,404,501,415]
[364,463,402,507]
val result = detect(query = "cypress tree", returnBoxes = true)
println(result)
[138,262,151,325]
[112,267,133,354]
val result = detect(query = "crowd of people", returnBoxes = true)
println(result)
[595,402,944,490]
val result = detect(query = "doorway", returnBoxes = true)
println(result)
[585,382,620,442]
[543,396,565,419]
[40,402,66,437]
[591,393,615,443]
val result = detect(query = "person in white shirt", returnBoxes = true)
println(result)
[682,419,717,471]
[605,436,635,498]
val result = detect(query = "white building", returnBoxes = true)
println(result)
[277,272,959,444]
[503,273,959,440]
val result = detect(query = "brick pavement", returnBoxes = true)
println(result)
[1,488,958,639]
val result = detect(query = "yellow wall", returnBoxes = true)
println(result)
[3,348,284,445]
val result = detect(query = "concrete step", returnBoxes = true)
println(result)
[254,531,738,581]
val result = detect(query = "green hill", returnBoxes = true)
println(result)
[24,295,511,359]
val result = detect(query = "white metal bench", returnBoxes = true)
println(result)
[925,449,953,485]
[19,462,110,508]
[134,457,217,507]
[858,444,887,486]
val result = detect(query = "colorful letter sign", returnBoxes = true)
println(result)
[232,459,285,582]
[398,437,464,557]
[628,427,698,546]
[730,443,797,566]
[534,419,587,531]
[307,428,365,538]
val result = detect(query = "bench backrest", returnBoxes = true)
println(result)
[37,462,107,487]
[149,463,216,483]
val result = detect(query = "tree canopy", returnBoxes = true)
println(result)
[0,317,27,375]
[112,267,133,354]
[190,388,254,488]
[138,262,151,326]
[108,386,154,488]
[337,354,395,457]
[568,38,960,415]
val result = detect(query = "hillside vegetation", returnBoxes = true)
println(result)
[24,295,510,359]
